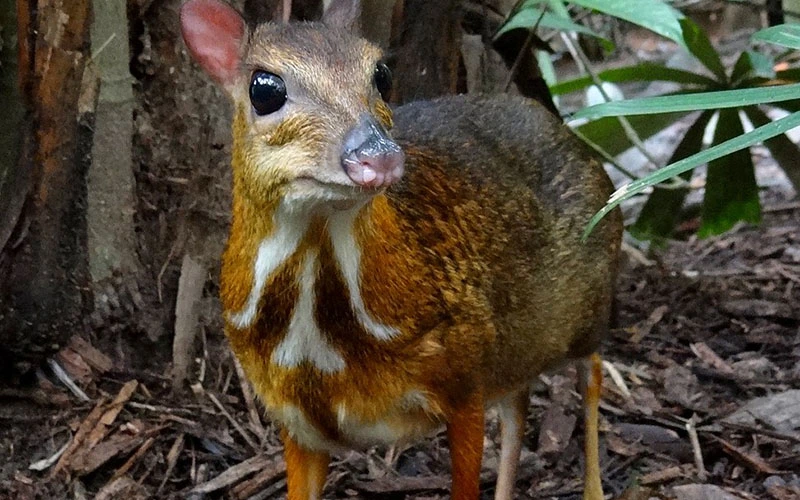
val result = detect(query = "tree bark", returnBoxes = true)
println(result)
[0,0,96,373]
[88,0,138,282]
[390,0,464,103]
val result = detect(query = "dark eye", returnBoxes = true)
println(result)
[374,62,392,101]
[249,71,287,115]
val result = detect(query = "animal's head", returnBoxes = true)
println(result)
[180,0,404,210]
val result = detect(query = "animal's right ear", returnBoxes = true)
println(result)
[322,0,362,33]
[180,0,245,89]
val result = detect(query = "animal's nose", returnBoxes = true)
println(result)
[341,114,405,188]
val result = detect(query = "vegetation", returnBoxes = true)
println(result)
[502,1,800,240]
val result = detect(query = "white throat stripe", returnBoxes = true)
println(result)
[272,250,346,373]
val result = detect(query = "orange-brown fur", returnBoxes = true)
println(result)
[187,3,622,498]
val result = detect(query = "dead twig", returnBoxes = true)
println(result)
[206,390,260,451]
[686,414,708,481]
[107,436,156,483]
[29,435,72,472]
[47,358,90,402]
[172,253,207,389]
[234,358,267,441]
[157,433,185,494]
[709,434,781,474]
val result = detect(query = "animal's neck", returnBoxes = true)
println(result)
[222,192,402,371]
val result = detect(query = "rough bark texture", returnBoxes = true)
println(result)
[0,0,96,371]
[390,0,464,103]
[0,0,28,256]
[244,0,322,25]
[88,0,139,282]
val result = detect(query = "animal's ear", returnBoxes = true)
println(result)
[180,0,246,89]
[322,0,362,33]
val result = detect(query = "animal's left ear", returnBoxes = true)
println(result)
[322,0,362,33]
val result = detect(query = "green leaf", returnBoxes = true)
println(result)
[571,83,800,120]
[496,7,608,44]
[698,109,760,237]
[680,18,727,81]
[550,63,717,96]
[536,49,558,88]
[753,24,800,50]
[744,106,800,192]
[569,0,686,47]
[630,111,715,241]
[583,110,800,239]
[575,112,688,156]
[730,50,776,83]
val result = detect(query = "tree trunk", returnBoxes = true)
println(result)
[88,0,138,283]
[390,0,464,103]
[0,0,96,373]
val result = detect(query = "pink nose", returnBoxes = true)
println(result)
[341,115,405,189]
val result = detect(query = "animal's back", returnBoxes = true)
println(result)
[389,94,622,397]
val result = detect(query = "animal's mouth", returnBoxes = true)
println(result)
[286,175,382,207]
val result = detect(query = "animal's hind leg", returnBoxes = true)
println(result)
[578,353,604,500]
[283,429,330,500]
[494,388,529,500]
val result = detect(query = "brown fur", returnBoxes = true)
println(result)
[209,13,622,500]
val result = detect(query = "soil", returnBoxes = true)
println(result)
[1,4,799,500]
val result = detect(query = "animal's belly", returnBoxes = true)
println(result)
[265,388,444,452]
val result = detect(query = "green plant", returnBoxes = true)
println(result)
[500,1,800,241]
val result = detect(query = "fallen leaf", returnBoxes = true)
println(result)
[671,484,744,500]
[630,305,669,343]
[536,403,577,456]
[690,342,734,376]
[721,299,796,320]
[640,465,688,485]
[723,390,800,434]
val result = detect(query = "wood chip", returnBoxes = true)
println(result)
[352,475,450,494]
[70,431,147,476]
[81,380,139,454]
[190,453,275,495]
[640,465,687,485]
[230,457,287,500]
[55,347,93,386]
[93,476,148,500]
[690,342,734,376]
[51,399,108,477]
[68,336,113,373]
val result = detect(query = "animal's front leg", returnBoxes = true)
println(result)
[283,429,330,500]
[447,391,485,500]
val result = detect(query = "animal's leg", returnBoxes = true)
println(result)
[283,430,330,500]
[494,388,529,500]
[579,353,604,500]
[447,392,485,500]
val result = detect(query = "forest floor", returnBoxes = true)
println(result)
[1,195,798,500]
